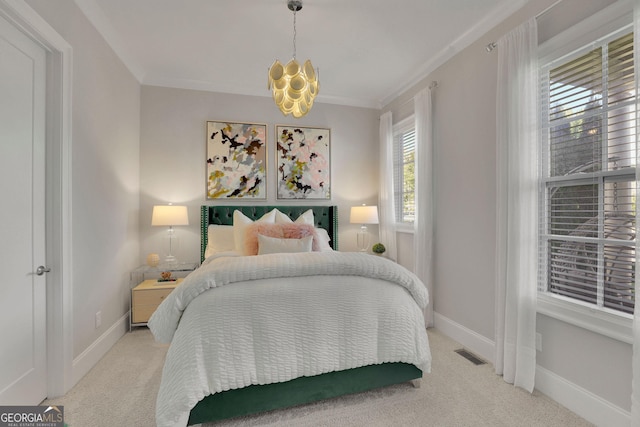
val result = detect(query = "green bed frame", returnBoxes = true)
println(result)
[188,362,422,425]
[189,205,422,425]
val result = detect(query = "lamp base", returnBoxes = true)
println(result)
[163,229,179,264]
[356,225,370,252]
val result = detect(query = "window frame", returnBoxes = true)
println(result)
[537,2,634,343]
[393,115,416,232]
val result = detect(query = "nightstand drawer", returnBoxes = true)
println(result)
[132,305,161,324]
[133,288,173,306]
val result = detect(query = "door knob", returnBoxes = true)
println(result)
[36,266,51,276]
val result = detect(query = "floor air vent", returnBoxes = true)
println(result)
[454,349,486,366]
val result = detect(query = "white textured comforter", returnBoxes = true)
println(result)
[148,251,431,427]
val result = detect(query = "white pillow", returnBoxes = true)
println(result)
[233,209,277,253]
[315,227,333,251]
[204,225,235,258]
[274,209,333,251]
[257,234,313,255]
[275,208,314,225]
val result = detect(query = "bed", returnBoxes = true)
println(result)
[148,205,431,426]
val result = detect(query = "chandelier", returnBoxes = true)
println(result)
[268,0,319,118]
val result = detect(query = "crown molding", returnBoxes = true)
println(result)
[379,0,530,108]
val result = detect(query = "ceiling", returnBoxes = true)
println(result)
[75,0,529,109]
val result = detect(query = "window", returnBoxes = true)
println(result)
[539,30,636,317]
[393,117,416,224]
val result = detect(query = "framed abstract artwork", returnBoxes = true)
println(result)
[276,125,331,200]
[206,121,267,199]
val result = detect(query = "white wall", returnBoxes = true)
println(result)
[139,86,380,263]
[383,0,632,421]
[26,0,141,363]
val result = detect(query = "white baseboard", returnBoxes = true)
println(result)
[433,312,496,364]
[71,313,129,386]
[433,311,631,427]
[535,365,630,427]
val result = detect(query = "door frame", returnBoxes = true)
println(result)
[0,0,73,398]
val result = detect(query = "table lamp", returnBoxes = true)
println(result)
[152,204,189,263]
[350,205,379,252]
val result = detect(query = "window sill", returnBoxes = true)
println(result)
[395,223,414,234]
[537,293,633,344]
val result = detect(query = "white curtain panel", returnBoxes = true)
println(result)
[632,0,640,423]
[494,18,538,392]
[414,88,434,328]
[378,111,398,262]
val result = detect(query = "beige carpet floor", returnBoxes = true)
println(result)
[44,328,593,427]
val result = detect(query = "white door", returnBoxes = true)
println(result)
[0,13,48,405]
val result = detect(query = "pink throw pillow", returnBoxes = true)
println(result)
[244,223,318,255]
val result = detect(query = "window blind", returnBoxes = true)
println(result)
[541,31,636,315]
[393,122,416,223]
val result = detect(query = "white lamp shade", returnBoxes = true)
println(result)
[151,205,189,226]
[350,205,379,224]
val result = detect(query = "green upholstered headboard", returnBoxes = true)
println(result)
[201,205,338,262]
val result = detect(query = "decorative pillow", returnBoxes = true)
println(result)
[204,225,235,258]
[257,234,313,255]
[244,222,318,255]
[274,208,314,225]
[233,209,276,253]
[273,208,334,250]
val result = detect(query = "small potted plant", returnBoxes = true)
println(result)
[372,243,386,256]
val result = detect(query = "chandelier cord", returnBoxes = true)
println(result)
[292,10,297,60]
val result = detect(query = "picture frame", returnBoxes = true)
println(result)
[276,125,331,200]
[206,121,267,199]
